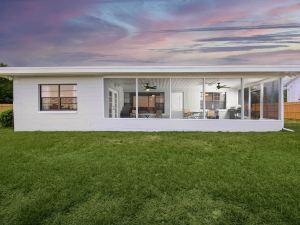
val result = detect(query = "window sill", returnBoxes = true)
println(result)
[37,111,78,114]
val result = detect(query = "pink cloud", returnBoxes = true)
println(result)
[1,0,300,66]
[270,3,300,15]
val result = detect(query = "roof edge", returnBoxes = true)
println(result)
[0,65,300,76]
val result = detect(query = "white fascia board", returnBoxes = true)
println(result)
[0,65,300,77]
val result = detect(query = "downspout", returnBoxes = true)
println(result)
[282,127,294,132]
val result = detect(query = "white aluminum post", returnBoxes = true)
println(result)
[169,78,172,119]
[241,78,244,120]
[260,83,264,119]
[248,87,251,119]
[102,77,105,118]
[279,78,284,128]
[203,78,206,119]
[136,78,138,118]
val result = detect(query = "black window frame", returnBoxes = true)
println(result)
[39,84,77,111]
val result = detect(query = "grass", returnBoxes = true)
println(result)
[0,122,299,225]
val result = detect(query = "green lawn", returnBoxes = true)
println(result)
[0,122,299,225]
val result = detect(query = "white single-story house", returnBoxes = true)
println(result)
[286,76,300,102]
[0,66,299,132]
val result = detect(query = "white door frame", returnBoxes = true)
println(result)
[108,88,118,118]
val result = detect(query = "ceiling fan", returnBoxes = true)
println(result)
[143,83,157,91]
[216,82,230,89]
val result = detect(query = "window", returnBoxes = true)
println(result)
[250,85,260,120]
[204,92,226,110]
[263,80,279,119]
[244,87,249,118]
[138,78,170,118]
[135,92,165,114]
[40,84,77,111]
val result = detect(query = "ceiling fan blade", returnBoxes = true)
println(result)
[216,82,231,89]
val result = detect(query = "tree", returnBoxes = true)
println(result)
[0,63,13,104]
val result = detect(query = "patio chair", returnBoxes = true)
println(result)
[207,110,217,119]
[183,109,192,118]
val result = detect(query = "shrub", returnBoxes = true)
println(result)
[0,109,14,127]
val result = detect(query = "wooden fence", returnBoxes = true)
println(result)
[285,102,300,120]
[0,104,13,113]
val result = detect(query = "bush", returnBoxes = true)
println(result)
[0,109,14,127]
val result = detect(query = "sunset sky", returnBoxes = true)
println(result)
[1,0,300,66]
